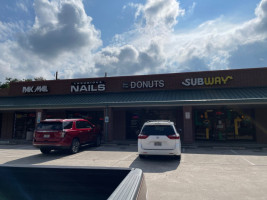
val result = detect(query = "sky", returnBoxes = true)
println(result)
[0,0,267,82]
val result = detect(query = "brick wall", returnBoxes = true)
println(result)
[8,67,267,97]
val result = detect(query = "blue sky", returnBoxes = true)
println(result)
[0,0,266,82]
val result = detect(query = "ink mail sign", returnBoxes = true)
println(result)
[71,81,106,93]
[22,85,48,93]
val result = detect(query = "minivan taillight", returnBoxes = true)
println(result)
[138,134,148,139]
[167,135,180,139]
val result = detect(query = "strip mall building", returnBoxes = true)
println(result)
[1,67,267,144]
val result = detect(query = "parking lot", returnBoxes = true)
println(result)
[0,144,267,200]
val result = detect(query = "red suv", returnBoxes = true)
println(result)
[33,119,102,154]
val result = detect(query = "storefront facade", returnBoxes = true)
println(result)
[1,67,267,144]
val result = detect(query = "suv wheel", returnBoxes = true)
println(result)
[70,138,80,154]
[40,148,51,154]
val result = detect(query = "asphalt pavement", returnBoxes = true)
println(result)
[0,143,267,200]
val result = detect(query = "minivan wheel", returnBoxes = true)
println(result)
[40,148,51,154]
[70,138,80,154]
[139,154,146,159]
[175,155,181,160]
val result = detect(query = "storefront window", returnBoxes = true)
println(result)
[66,111,104,133]
[14,112,36,139]
[126,108,181,140]
[0,113,2,138]
[194,108,255,141]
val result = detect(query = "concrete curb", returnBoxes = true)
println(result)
[1,140,267,150]
[0,140,32,145]
[182,145,267,150]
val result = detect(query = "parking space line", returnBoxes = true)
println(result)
[230,150,255,166]
[110,153,136,167]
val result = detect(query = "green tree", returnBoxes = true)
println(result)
[0,77,46,89]
[0,78,20,89]
[34,77,46,81]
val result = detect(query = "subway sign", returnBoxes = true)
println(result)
[182,76,233,87]
[71,81,106,93]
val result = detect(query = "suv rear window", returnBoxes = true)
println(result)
[141,125,175,136]
[37,122,63,131]
[63,121,73,129]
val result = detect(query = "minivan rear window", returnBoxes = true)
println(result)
[141,125,175,136]
[36,122,63,131]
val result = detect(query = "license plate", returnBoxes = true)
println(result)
[154,142,162,146]
[44,134,50,138]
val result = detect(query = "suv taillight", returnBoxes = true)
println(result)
[60,131,66,138]
[167,135,180,139]
[138,134,148,139]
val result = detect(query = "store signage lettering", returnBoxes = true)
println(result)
[123,80,164,89]
[71,81,105,93]
[22,86,48,93]
[182,76,233,87]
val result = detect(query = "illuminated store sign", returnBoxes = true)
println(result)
[122,80,164,89]
[182,76,233,87]
[71,81,105,93]
[22,86,48,93]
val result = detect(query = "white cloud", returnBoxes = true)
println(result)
[1,0,267,83]
[16,2,29,13]
[186,2,196,17]
[0,0,103,82]
[94,42,165,76]
[95,0,184,76]
[141,0,185,29]
[18,0,102,59]
[0,21,25,41]
[171,0,267,71]
[123,0,267,73]
[86,0,267,78]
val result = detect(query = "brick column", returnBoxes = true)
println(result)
[113,110,126,140]
[183,106,194,144]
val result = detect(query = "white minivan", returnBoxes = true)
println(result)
[138,120,181,159]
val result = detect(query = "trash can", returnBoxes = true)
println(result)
[26,131,33,141]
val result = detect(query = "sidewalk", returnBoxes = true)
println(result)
[1,139,267,150]
[103,140,267,150]
[0,139,32,145]
[183,141,267,150]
